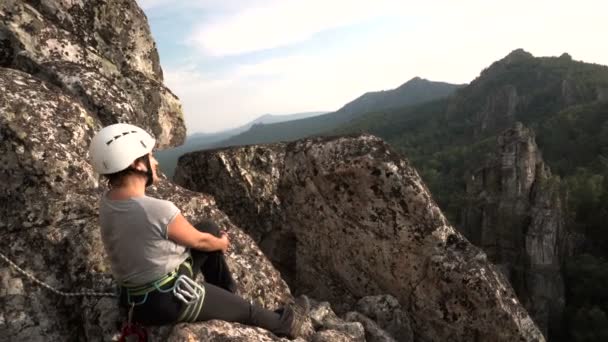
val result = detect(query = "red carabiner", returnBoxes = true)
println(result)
[118,323,148,342]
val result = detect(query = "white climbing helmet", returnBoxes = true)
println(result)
[89,123,156,175]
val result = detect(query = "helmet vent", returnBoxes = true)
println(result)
[104,130,139,146]
[140,140,147,148]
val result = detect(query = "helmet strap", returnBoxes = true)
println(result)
[128,154,154,187]
[143,154,154,187]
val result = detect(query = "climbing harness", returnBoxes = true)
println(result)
[120,259,206,323]
[121,268,181,305]
[1,251,204,339]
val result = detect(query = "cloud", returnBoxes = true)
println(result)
[165,29,463,133]
[187,0,399,56]
[164,65,268,133]
[158,0,608,133]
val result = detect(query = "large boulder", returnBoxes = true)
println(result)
[0,1,310,341]
[174,135,546,341]
[0,0,185,148]
[0,64,294,341]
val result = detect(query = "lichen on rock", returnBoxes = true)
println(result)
[175,134,546,341]
[0,1,314,341]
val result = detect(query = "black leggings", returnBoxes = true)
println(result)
[119,220,293,337]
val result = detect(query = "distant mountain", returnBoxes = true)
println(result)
[156,111,327,177]
[338,76,461,118]
[251,112,329,125]
[215,77,463,147]
[335,50,608,182]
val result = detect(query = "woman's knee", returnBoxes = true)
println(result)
[193,219,221,237]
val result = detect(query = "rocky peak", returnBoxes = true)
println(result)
[462,122,565,339]
[447,49,608,140]
[174,134,545,341]
[397,76,424,87]
[496,122,543,197]
[501,48,534,64]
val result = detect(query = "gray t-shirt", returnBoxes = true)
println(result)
[99,193,189,285]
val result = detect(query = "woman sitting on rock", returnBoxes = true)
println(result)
[89,123,309,339]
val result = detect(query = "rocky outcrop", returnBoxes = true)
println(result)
[344,295,413,342]
[0,0,185,148]
[174,134,545,341]
[0,63,297,340]
[462,122,565,338]
[0,1,367,341]
[351,295,413,342]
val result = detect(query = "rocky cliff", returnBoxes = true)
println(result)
[0,1,378,341]
[0,0,185,147]
[462,122,566,338]
[174,134,545,341]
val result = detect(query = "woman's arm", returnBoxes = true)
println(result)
[167,214,229,252]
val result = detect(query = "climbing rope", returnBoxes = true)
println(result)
[0,251,117,298]
[1,251,147,341]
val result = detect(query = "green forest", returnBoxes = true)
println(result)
[334,52,608,341]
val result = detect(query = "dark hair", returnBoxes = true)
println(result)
[103,155,149,188]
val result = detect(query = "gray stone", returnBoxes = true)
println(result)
[175,134,546,341]
[0,0,185,148]
[312,329,364,342]
[355,295,412,342]
[167,320,294,342]
[345,311,396,342]
[309,301,339,329]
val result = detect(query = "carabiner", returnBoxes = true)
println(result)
[173,275,205,305]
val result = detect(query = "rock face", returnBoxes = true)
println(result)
[462,122,565,338]
[174,134,545,341]
[0,1,322,341]
[0,1,400,341]
[0,0,185,148]
[0,51,296,342]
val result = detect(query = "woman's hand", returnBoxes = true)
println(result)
[168,213,230,252]
[218,232,230,253]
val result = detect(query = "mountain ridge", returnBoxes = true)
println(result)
[214,77,463,148]
[156,111,327,177]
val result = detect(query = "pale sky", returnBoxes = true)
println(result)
[137,0,608,134]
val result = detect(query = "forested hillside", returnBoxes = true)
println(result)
[335,49,608,341]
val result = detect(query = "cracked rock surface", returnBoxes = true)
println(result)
[0,1,361,341]
[175,135,546,341]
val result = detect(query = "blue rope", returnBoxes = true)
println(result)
[127,291,149,306]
